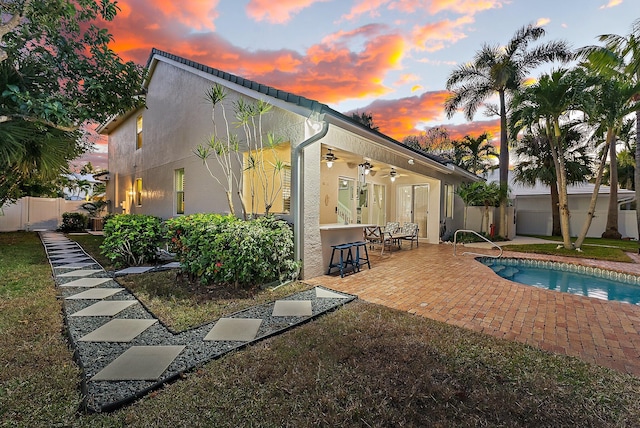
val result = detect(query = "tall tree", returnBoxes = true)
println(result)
[445,23,572,238]
[580,19,640,244]
[575,70,639,244]
[350,111,379,131]
[512,124,592,236]
[452,132,498,176]
[510,68,592,249]
[0,0,145,206]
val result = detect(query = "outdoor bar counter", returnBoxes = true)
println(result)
[319,223,376,274]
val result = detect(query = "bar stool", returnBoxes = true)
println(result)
[350,240,370,271]
[327,243,355,277]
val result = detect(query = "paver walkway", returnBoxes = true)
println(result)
[306,242,640,377]
[41,232,355,412]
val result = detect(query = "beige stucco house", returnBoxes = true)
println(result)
[98,49,479,278]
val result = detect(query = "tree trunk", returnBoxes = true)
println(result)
[575,132,612,249]
[548,120,573,249]
[635,109,640,252]
[602,137,621,239]
[225,191,235,217]
[550,177,561,236]
[498,90,509,238]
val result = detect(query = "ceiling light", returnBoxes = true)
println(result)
[323,148,337,168]
[389,168,397,182]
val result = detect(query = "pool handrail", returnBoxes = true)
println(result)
[453,229,503,258]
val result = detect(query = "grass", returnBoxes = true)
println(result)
[526,234,640,252]
[4,231,640,426]
[503,243,634,262]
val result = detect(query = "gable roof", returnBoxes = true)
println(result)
[101,48,479,180]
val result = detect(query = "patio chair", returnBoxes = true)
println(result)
[383,222,400,234]
[363,225,393,255]
[400,222,419,249]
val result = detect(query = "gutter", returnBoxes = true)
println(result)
[292,115,329,265]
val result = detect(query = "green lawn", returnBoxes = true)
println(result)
[526,234,640,251]
[3,231,640,427]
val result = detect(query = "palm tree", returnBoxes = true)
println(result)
[576,70,639,243]
[580,18,640,246]
[513,124,592,236]
[510,68,592,249]
[452,132,498,176]
[445,23,572,238]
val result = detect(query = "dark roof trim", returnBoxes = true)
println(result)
[147,48,462,171]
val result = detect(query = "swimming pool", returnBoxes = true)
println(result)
[479,257,640,305]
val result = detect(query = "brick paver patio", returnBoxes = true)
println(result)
[306,243,640,376]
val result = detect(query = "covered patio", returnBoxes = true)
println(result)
[305,242,640,377]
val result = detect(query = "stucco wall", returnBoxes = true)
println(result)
[106,60,306,220]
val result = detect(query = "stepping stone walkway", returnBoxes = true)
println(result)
[41,232,356,413]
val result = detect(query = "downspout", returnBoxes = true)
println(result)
[292,116,329,265]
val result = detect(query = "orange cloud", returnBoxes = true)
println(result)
[411,15,473,51]
[340,0,390,21]
[600,0,623,9]
[246,0,330,24]
[425,0,506,15]
[348,91,451,140]
[145,0,220,31]
[535,17,550,27]
[395,73,420,86]
[441,119,501,141]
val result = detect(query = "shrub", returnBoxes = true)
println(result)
[59,212,88,232]
[101,214,164,267]
[165,214,299,288]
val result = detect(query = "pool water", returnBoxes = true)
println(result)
[479,258,640,305]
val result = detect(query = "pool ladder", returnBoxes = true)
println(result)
[453,229,503,258]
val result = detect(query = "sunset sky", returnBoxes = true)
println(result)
[80,0,638,170]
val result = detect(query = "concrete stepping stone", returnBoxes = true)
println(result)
[204,318,263,342]
[315,287,350,299]
[59,277,111,288]
[51,257,91,264]
[57,269,103,278]
[272,300,312,317]
[115,266,154,275]
[70,300,137,317]
[65,288,125,300]
[91,345,186,381]
[161,262,181,269]
[54,262,97,269]
[47,249,84,255]
[79,319,157,342]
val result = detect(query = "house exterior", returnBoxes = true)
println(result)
[495,171,638,238]
[98,49,479,278]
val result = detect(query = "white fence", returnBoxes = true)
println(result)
[516,209,638,239]
[0,197,86,231]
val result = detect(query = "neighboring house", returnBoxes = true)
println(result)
[504,174,637,238]
[98,48,479,278]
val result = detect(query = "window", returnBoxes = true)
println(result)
[136,115,143,149]
[282,165,291,213]
[135,178,143,206]
[444,184,454,218]
[175,168,185,214]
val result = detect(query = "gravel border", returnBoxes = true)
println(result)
[41,233,356,413]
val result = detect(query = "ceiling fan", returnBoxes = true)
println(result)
[322,148,339,168]
[380,167,407,181]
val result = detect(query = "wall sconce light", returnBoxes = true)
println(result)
[323,148,337,168]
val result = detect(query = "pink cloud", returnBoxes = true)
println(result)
[143,0,220,31]
[246,0,331,24]
[411,15,473,51]
[340,0,390,21]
